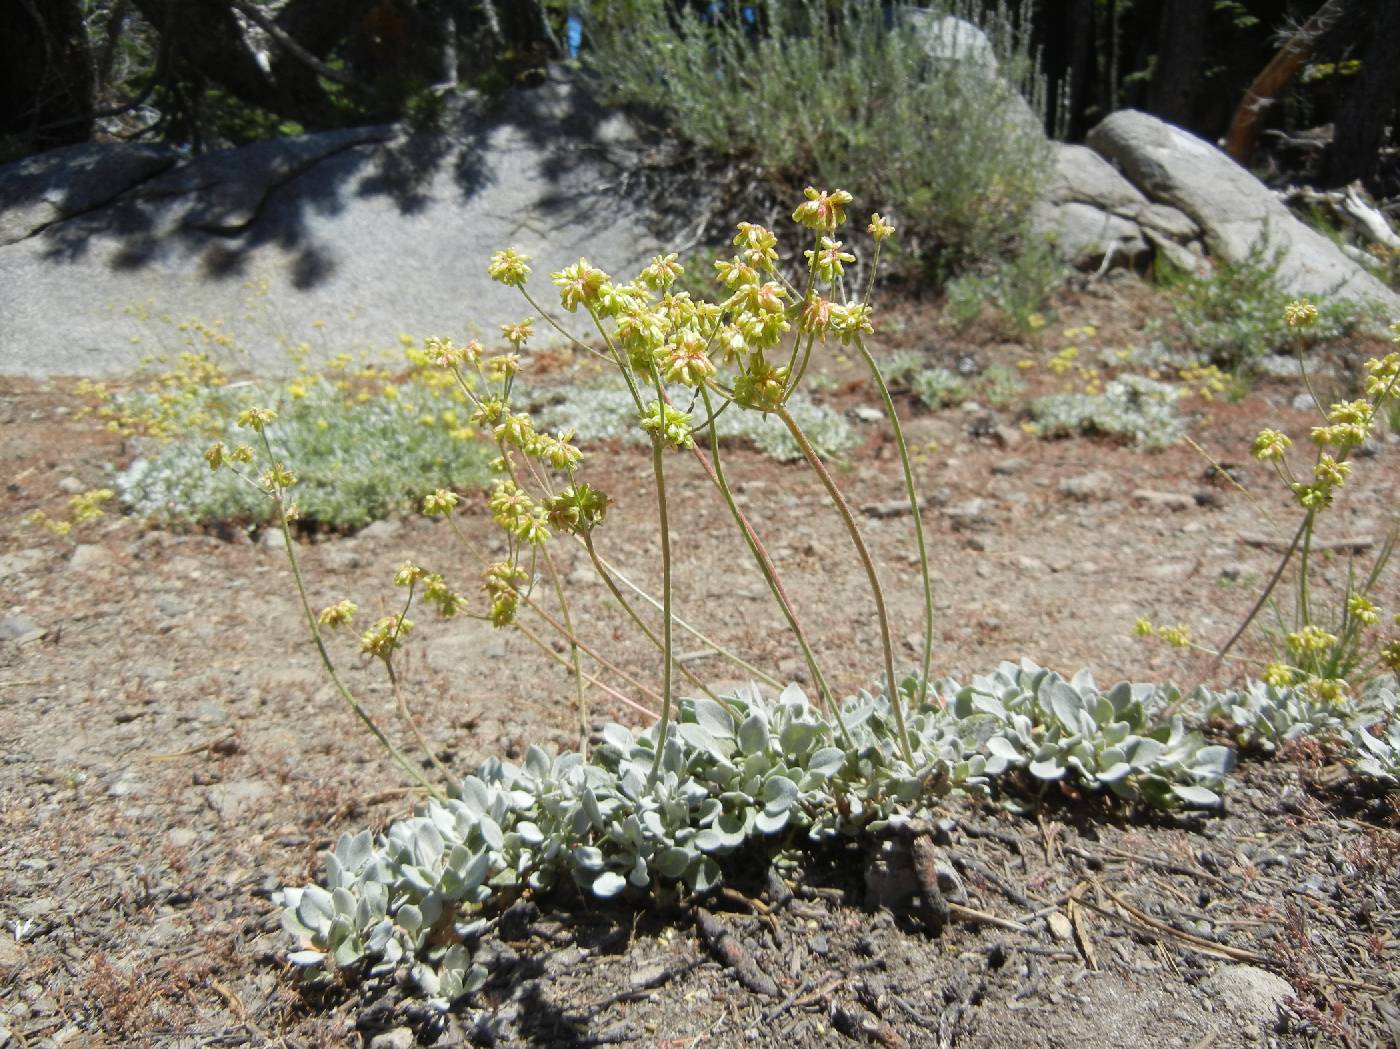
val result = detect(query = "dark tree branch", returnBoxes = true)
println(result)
[226,0,366,88]
[1223,0,1357,166]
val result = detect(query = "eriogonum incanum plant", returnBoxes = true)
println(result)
[477,188,939,774]
[229,189,940,791]
[1145,303,1400,701]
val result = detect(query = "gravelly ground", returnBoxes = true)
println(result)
[2,282,1398,1047]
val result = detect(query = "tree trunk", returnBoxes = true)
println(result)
[1065,0,1097,139]
[1147,0,1209,127]
[1327,0,1400,187]
[0,0,95,150]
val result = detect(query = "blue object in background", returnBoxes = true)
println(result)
[566,10,584,59]
[704,3,756,26]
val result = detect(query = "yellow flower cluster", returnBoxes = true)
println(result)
[360,615,412,660]
[318,600,358,628]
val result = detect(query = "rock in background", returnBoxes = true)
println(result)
[0,71,662,377]
[1040,109,1399,315]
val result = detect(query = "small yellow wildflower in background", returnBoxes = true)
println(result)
[866,213,895,241]
[1283,299,1319,328]
[1263,663,1295,688]
[422,489,459,516]
[27,488,115,537]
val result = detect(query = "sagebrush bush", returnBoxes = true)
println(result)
[584,0,1048,278]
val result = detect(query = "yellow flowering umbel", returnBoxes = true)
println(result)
[1380,639,1400,674]
[1300,677,1347,704]
[1361,350,1399,399]
[1286,624,1337,656]
[733,222,779,269]
[639,401,695,449]
[867,213,896,241]
[545,482,609,536]
[1262,663,1295,688]
[792,187,853,231]
[663,330,717,387]
[639,253,684,290]
[317,600,357,628]
[360,615,413,660]
[1283,299,1318,328]
[1311,400,1373,449]
[483,561,528,627]
[1346,594,1380,627]
[551,259,608,313]
[500,320,534,350]
[1251,428,1291,462]
[487,247,532,287]
[260,463,296,491]
[488,480,550,544]
[421,573,467,618]
[1156,624,1192,648]
[422,488,459,516]
[237,406,277,432]
[804,238,855,284]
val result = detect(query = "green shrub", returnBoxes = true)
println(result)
[1029,374,1186,448]
[584,0,1048,278]
[1164,247,1353,372]
[116,378,492,531]
[944,236,1064,332]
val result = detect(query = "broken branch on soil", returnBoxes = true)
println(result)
[694,906,779,998]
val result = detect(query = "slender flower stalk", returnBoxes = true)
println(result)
[588,546,782,689]
[540,540,590,757]
[511,618,659,721]
[254,430,442,796]
[581,535,727,705]
[647,428,675,784]
[697,386,850,746]
[775,404,912,764]
[443,515,662,706]
[851,331,936,703]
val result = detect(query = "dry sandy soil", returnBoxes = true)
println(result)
[2,279,1398,1048]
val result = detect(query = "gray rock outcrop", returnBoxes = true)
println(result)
[1084,110,1398,311]
[1032,141,1206,274]
[0,71,662,377]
